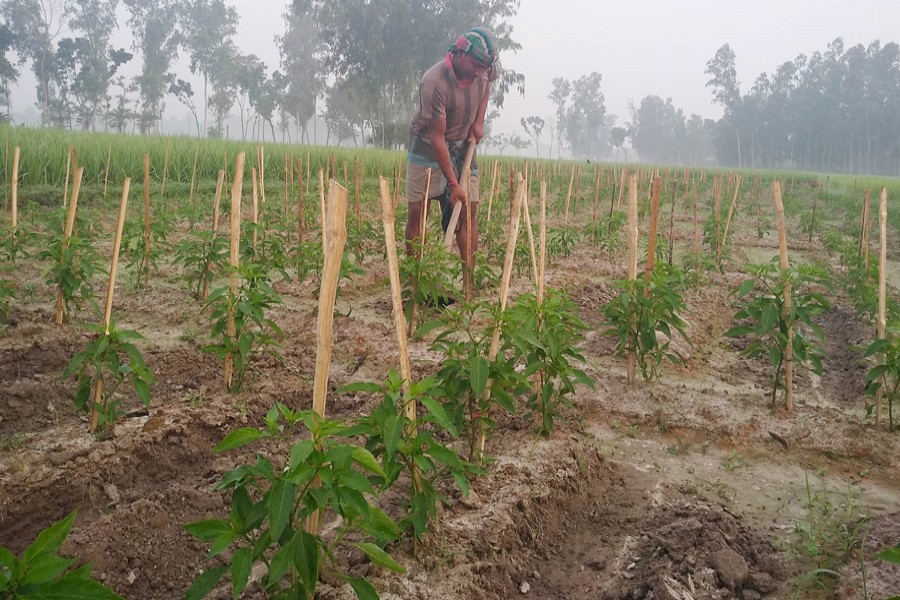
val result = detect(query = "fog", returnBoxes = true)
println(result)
[4,0,900,168]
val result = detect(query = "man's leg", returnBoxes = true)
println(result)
[405,162,437,257]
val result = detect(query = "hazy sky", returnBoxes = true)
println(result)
[8,0,900,145]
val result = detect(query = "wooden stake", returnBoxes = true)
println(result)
[224,154,245,390]
[251,167,259,254]
[89,178,131,432]
[645,178,661,281]
[189,144,200,207]
[10,147,18,230]
[475,176,524,461]
[720,174,743,260]
[258,146,265,205]
[876,187,888,424]
[56,167,84,325]
[103,145,112,197]
[521,175,539,290]
[626,174,639,384]
[160,140,171,197]
[63,148,72,208]
[591,166,602,244]
[142,154,151,287]
[667,177,677,266]
[354,158,360,233]
[538,181,547,305]
[692,177,700,259]
[863,189,872,275]
[809,180,819,243]
[486,160,499,222]
[407,168,431,338]
[311,180,349,419]
[297,160,304,244]
[563,164,575,222]
[617,165,627,211]
[319,169,327,249]
[202,170,226,300]
[772,181,793,413]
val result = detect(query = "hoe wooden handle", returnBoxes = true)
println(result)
[443,140,477,249]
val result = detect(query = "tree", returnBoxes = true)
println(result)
[548,77,570,159]
[233,53,265,140]
[0,22,20,121]
[519,115,544,157]
[2,0,68,125]
[178,0,238,137]
[276,5,321,143]
[123,0,180,132]
[561,72,608,159]
[300,0,524,148]
[628,95,686,164]
[484,131,528,156]
[609,126,627,161]
[705,43,743,166]
[169,78,200,135]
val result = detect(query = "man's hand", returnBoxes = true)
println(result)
[450,181,468,206]
[468,121,484,144]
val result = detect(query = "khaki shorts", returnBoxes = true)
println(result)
[407,162,480,205]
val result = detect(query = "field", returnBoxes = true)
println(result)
[1,126,900,600]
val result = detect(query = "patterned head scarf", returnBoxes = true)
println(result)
[450,27,498,66]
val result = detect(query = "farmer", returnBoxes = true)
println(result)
[405,26,498,299]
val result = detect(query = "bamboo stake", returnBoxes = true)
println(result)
[692,177,700,259]
[591,166,602,244]
[160,140,171,197]
[258,146,265,204]
[645,178,661,282]
[251,167,259,254]
[772,181,793,413]
[283,153,290,217]
[297,160,304,243]
[720,174,743,260]
[311,180,349,418]
[616,165,627,211]
[63,148,72,208]
[103,145,112,197]
[202,170,226,300]
[667,177,677,266]
[876,187,887,424]
[538,181,547,305]
[521,176,539,290]
[189,144,200,207]
[863,189,872,275]
[755,175,762,238]
[859,189,870,263]
[10,147,18,230]
[142,154,151,287]
[379,178,414,410]
[89,177,131,433]
[319,169,327,249]
[809,180,819,243]
[486,160,499,222]
[56,167,84,325]
[563,164,575,222]
[572,164,581,215]
[306,151,310,195]
[626,174,639,384]
[475,176,524,461]
[224,154,246,390]
[354,158,360,233]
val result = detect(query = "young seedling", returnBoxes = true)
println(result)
[0,510,125,599]
[65,322,154,433]
[186,405,404,600]
[725,260,832,407]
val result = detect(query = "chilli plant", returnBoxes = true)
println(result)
[65,322,154,433]
[173,230,229,300]
[345,370,482,540]
[203,263,284,392]
[602,267,690,383]
[38,225,103,324]
[725,260,832,406]
[503,289,594,436]
[864,325,900,430]
[185,404,404,600]
[0,510,125,599]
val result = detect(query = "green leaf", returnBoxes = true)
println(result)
[382,414,402,461]
[267,479,295,542]
[735,278,754,298]
[23,511,77,562]
[230,547,252,598]
[22,574,126,599]
[469,355,489,396]
[184,565,228,600]
[348,576,380,600]
[352,447,386,477]
[420,396,458,437]
[23,554,73,585]
[292,529,320,593]
[133,379,151,406]
[289,439,314,469]
[184,519,233,541]
[355,543,406,574]
[877,547,900,565]
[214,428,265,452]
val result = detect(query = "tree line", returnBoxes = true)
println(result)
[2,2,900,175]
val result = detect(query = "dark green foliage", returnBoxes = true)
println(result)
[864,329,900,430]
[203,263,284,392]
[65,322,154,432]
[346,371,482,538]
[0,511,124,599]
[38,224,103,323]
[173,230,229,299]
[725,260,832,405]
[602,268,690,382]
[186,405,404,600]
